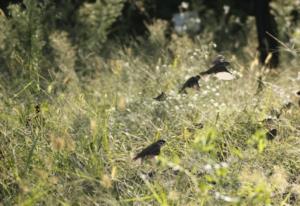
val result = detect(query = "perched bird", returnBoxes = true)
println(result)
[133,139,166,161]
[266,128,277,140]
[200,56,234,80]
[179,75,200,93]
[154,92,167,101]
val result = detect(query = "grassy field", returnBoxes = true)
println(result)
[0,24,300,205]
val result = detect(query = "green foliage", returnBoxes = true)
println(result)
[77,0,124,51]
[194,127,218,153]
[1,34,300,204]
[0,0,45,89]
[0,0,125,89]
[247,129,268,153]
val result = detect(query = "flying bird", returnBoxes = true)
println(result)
[179,75,200,93]
[133,139,166,161]
[200,56,234,80]
[154,92,167,101]
[200,62,230,75]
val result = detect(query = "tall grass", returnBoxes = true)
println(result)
[0,2,300,205]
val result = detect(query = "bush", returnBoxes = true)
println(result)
[0,0,124,90]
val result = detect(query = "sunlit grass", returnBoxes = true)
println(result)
[1,26,300,205]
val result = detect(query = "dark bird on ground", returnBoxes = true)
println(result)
[200,56,234,80]
[179,75,200,93]
[266,128,277,140]
[154,92,167,101]
[297,91,300,96]
[133,139,166,161]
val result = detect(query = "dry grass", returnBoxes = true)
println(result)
[0,20,300,206]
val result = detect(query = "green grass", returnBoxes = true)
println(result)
[1,31,300,206]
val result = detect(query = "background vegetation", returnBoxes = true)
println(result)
[0,0,300,205]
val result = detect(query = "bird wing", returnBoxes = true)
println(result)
[200,65,218,75]
[205,64,231,74]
